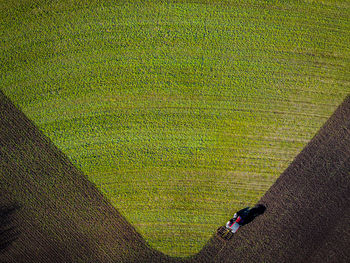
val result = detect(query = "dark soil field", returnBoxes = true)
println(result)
[0,90,174,263]
[1,88,349,263]
[190,94,350,263]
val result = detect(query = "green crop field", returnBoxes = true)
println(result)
[1,0,349,257]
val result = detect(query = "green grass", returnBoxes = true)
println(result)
[1,0,349,257]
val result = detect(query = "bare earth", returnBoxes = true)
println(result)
[1,90,349,262]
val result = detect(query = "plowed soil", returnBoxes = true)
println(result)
[1,89,349,263]
[190,94,350,263]
[2,0,349,255]
[0,90,174,263]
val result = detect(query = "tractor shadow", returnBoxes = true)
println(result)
[243,204,267,225]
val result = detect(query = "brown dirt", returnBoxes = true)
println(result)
[190,94,350,263]
[0,90,174,263]
[1,89,349,263]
